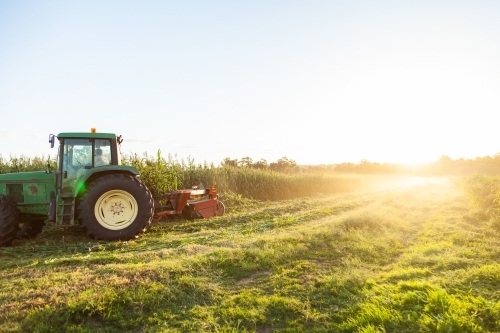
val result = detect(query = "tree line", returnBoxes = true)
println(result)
[220,156,299,173]
[220,154,500,176]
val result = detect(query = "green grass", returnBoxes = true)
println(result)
[1,177,500,332]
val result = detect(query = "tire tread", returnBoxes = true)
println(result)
[78,174,154,241]
[0,195,20,247]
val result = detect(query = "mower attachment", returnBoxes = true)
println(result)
[153,185,224,221]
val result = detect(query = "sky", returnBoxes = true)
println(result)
[1,0,499,166]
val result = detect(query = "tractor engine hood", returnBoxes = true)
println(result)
[0,171,56,206]
[0,171,55,183]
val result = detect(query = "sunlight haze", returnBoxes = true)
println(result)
[1,1,499,165]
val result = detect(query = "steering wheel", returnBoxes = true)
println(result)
[68,159,85,172]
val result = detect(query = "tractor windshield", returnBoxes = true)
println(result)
[60,138,112,194]
[63,139,93,169]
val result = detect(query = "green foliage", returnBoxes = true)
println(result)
[0,151,376,204]
[124,151,367,201]
[465,175,500,229]
[124,151,184,196]
[0,150,364,202]
[2,179,500,332]
[0,154,57,174]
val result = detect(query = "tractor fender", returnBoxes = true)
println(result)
[74,166,140,198]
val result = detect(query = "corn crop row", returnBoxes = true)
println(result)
[465,174,500,217]
[0,152,366,201]
[0,155,57,174]
[124,151,365,200]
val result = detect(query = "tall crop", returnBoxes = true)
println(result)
[124,151,367,200]
[124,151,184,197]
[1,151,370,201]
[0,155,56,174]
[465,174,500,217]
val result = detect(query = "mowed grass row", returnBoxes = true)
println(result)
[338,180,500,332]
[1,178,500,332]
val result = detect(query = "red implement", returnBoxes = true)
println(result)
[153,185,225,221]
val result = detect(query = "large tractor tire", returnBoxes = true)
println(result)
[17,220,45,240]
[78,174,154,241]
[0,195,20,247]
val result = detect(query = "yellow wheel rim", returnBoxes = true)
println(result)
[94,190,138,230]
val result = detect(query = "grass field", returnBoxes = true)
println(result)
[1,176,500,332]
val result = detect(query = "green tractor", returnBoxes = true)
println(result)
[0,130,154,246]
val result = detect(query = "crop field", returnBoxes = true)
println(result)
[1,175,500,332]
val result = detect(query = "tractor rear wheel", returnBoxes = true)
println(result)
[17,219,45,240]
[78,174,154,241]
[0,195,20,247]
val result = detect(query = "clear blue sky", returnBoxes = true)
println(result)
[1,1,499,165]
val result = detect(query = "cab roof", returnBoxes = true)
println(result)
[57,132,117,139]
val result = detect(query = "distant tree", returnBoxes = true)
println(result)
[270,156,298,173]
[239,157,253,168]
[334,162,356,173]
[252,158,268,170]
[221,157,238,167]
[438,155,453,164]
[356,159,371,173]
[305,164,327,173]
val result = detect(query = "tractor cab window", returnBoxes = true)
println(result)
[94,140,111,167]
[63,139,93,170]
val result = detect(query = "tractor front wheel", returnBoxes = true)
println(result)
[0,195,20,247]
[78,174,154,241]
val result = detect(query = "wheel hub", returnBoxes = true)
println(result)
[110,202,125,215]
[94,190,139,230]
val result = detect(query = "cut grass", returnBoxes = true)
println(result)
[1,177,500,332]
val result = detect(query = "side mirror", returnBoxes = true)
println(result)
[49,134,56,148]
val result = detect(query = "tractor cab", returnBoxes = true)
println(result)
[50,130,123,196]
